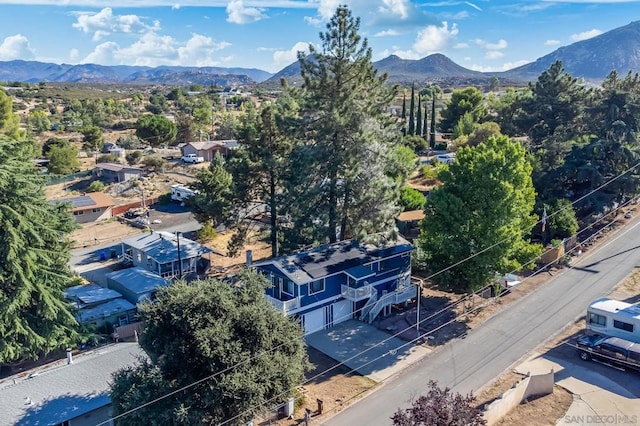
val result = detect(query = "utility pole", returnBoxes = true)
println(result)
[176,232,183,279]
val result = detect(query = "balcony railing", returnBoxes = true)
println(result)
[341,284,376,301]
[265,295,300,314]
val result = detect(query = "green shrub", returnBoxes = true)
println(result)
[88,180,105,192]
[198,221,217,242]
[158,192,172,204]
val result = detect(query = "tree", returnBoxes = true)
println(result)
[391,380,486,426]
[29,110,51,134]
[141,156,166,173]
[187,152,233,229]
[401,92,407,136]
[228,98,297,257]
[287,5,403,245]
[82,125,103,153]
[175,112,195,145]
[87,180,105,192]
[408,84,416,136]
[110,270,309,425]
[45,142,80,175]
[135,114,178,147]
[0,89,26,140]
[400,186,426,211]
[416,93,423,137]
[0,138,79,363]
[418,136,542,292]
[541,198,579,240]
[125,150,143,165]
[438,87,485,134]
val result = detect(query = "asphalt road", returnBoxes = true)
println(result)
[325,220,640,426]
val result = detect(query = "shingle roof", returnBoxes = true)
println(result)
[253,237,414,285]
[106,266,171,297]
[0,343,144,425]
[121,231,212,264]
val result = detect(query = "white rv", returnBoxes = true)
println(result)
[586,298,640,343]
[170,184,197,203]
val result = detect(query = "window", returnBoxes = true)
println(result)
[280,277,295,296]
[614,320,634,332]
[588,312,606,327]
[92,208,101,213]
[309,279,325,295]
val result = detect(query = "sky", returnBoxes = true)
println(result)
[0,1,637,74]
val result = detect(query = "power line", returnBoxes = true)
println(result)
[100,160,640,425]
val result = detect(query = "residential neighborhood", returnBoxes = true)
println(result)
[2,4,640,426]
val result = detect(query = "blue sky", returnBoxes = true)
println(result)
[0,1,637,74]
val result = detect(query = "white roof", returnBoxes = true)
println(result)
[0,343,144,425]
[589,298,640,319]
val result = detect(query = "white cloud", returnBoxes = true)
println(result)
[464,1,482,12]
[452,11,469,19]
[81,32,230,66]
[412,21,459,55]
[314,0,341,20]
[469,59,529,73]
[454,42,469,49]
[272,41,311,68]
[226,0,267,24]
[475,38,507,50]
[570,29,602,41]
[393,49,420,60]
[172,4,180,9]
[378,0,410,19]
[545,39,560,46]
[374,29,400,37]
[0,34,35,61]
[72,7,160,41]
[374,48,390,61]
[69,48,80,61]
[485,50,504,59]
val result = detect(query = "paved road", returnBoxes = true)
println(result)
[325,221,640,425]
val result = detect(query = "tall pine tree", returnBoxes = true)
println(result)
[287,5,402,245]
[416,93,423,137]
[408,84,416,136]
[401,92,407,136]
[0,138,79,363]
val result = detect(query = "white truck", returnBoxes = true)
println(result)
[181,153,205,164]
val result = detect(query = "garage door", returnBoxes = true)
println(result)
[332,299,353,326]
[303,309,325,335]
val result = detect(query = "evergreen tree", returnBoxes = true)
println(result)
[408,84,416,136]
[438,87,485,134]
[228,97,298,257]
[0,89,25,140]
[288,5,402,245]
[418,136,542,292]
[110,270,309,425]
[423,104,429,142]
[187,152,233,229]
[401,92,407,136]
[0,138,79,363]
[416,93,423,137]
[430,95,437,148]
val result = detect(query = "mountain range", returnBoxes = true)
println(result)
[1,20,639,87]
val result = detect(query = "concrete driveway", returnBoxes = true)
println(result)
[515,354,640,423]
[305,320,431,382]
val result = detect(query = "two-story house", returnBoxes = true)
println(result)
[251,237,416,335]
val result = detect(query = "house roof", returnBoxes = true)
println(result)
[57,192,115,211]
[186,140,239,151]
[95,163,143,173]
[76,298,137,323]
[0,343,144,426]
[64,283,123,306]
[253,237,414,285]
[121,231,212,264]
[397,210,425,222]
[106,266,171,297]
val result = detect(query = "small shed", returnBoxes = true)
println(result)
[396,210,425,241]
[95,162,144,183]
[106,266,172,304]
[64,283,136,331]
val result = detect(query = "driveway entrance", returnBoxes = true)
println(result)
[305,319,431,382]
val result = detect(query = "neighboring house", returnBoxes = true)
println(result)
[396,210,425,241]
[106,266,172,304]
[57,192,115,224]
[0,342,144,426]
[251,237,416,335]
[64,283,136,332]
[120,231,212,279]
[181,140,238,161]
[95,163,144,183]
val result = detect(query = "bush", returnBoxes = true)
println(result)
[198,221,217,242]
[400,187,426,211]
[158,192,172,204]
[97,154,119,163]
[88,180,105,192]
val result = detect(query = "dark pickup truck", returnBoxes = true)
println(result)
[576,335,640,372]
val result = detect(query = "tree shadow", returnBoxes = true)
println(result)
[16,392,110,425]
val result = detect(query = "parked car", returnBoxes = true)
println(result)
[181,154,205,164]
[576,335,640,371]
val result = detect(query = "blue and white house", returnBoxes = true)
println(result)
[251,237,417,335]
